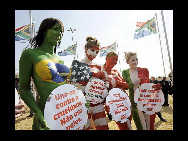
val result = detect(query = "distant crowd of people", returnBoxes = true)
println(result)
[150,74,173,107]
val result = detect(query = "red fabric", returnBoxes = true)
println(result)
[92,111,106,120]
[137,67,150,84]
[150,114,156,130]
[115,122,130,130]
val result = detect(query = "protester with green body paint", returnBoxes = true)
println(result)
[19,18,71,130]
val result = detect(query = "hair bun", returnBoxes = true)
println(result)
[86,36,94,42]
[85,36,100,48]
[124,52,128,58]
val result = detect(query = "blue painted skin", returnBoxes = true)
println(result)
[47,62,70,83]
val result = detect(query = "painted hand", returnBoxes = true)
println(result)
[92,71,106,80]
[85,100,90,109]
[152,84,161,91]
[34,111,50,130]
[92,72,100,78]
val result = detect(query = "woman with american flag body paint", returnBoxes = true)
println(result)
[70,36,109,130]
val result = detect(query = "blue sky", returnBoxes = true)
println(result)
[15,10,173,78]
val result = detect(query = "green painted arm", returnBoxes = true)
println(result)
[19,49,47,130]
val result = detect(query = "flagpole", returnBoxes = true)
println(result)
[33,18,35,37]
[67,27,76,60]
[161,10,173,76]
[116,40,121,73]
[155,12,166,77]
[29,10,36,103]
[29,10,33,48]
[76,41,78,60]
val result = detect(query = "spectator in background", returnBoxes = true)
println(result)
[15,86,25,119]
[168,74,173,97]
[150,76,158,84]
[150,77,167,122]
[159,77,170,107]
[15,101,25,119]
[15,78,19,92]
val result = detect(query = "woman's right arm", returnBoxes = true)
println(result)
[19,49,42,114]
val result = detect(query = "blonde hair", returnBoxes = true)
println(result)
[124,52,137,64]
[85,36,100,49]
[103,52,118,69]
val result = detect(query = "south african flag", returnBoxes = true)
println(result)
[15,24,33,41]
[134,17,157,39]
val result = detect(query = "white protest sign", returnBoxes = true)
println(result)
[134,83,164,115]
[15,88,19,106]
[44,84,88,130]
[85,79,108,104]
[106,88,131,123]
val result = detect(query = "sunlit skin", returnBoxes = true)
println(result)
[127,55,138,69]
[127,55,141,84]
[127,55,156,86]
[19,22,66,130]
[127,55,161,90]
[85,46,99,61]
[104,55,129,89]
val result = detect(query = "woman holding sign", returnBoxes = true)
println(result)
[19,18,71,130]
[122,52,158,130]
[70,36,109,130]
[101,52,132,130]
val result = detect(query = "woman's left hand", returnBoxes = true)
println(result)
[85,100,90,108]
[152,84,161,91]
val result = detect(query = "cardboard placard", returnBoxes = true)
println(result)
[134,83,164,115]
[106,88,131,123]
[44,84,88,130]
[85,79,108,104]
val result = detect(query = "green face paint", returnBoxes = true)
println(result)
[44,22,63,45]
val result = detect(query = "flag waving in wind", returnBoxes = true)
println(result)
[58,43,77,56]
[15,24,33,41]
[134,17,157,39]
[100,42,116,57]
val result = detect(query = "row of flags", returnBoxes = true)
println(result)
[58,16,157,56]
[15,16,157,57]
[58,41,117,57]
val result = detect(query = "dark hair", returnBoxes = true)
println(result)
[85,36,100,49]
[30,18,64,53]
[15,78,19,82]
